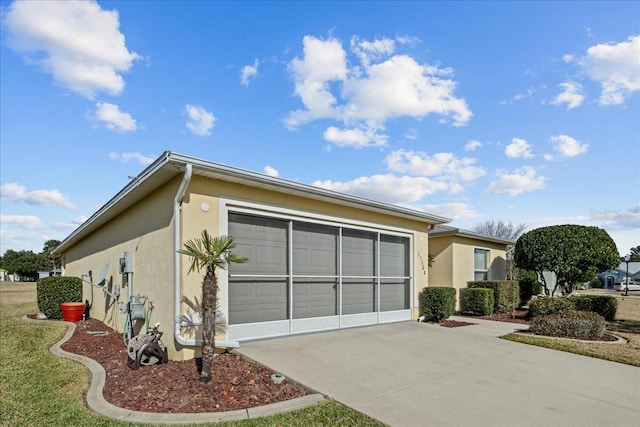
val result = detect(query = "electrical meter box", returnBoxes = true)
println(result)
[119,251,134,274]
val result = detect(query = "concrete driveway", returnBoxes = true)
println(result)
[238,318,640,427]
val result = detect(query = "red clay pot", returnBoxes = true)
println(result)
[60,302,85,322]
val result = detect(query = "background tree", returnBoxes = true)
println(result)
[474,220,527,279]
[42,239,61,271]
[0,249,49,281]
[625,245,640,262]
[514,225,619,296]
[178,231,247,383]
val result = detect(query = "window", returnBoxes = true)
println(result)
[227,212,411,325]
[474,248,489,281]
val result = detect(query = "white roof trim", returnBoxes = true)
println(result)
[55,151,450,253]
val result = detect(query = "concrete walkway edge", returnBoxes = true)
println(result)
[22,316,325,424]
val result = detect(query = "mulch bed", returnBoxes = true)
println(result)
[42,318,311,413]
[460,309,531,324]
[440,319,476,328]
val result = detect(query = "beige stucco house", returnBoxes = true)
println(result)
[428,225,512,309]
[54,152,510,360]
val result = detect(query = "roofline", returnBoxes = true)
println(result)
[429,225,515,245]
[55,151,451,253]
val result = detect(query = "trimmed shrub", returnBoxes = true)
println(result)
[467,280,519,313]
[464,288,494,315]
[420,287,456,322]
[570,295,617,321]
[37,276,82,319]
[528,296,575,318]
[529,312,606,338]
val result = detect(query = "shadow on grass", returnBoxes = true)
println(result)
[607,319,640,335]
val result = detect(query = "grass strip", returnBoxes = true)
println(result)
[501,332,640,367]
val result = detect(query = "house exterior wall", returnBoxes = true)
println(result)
[60,178,184,359]
[60,174,433,360]
[429,235,507,309]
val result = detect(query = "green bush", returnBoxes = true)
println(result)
[420,287,456,322]
[467,280,519,313]
[37,276,82,319]
[464,288,494,315]
[528,296,575,318]
[570,295,617,321]
[529,312,606,338]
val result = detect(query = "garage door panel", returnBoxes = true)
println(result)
[228,279,288,324]
[293,279,338,319]
[342,279,376,315]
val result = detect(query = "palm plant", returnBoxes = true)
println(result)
[178,230,247,383]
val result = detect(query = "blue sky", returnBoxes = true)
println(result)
[1,0,639,256]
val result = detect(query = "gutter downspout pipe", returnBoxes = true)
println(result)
[173,163,239,349]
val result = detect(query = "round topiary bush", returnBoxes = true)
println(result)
[529,311,606,338]
[528,296,575,318]
[37,276,82,319]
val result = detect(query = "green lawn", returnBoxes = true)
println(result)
[501,293,640,366]
[0,283,385,427]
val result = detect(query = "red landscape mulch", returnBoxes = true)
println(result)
[56,319,311,413]
[461,309,531,324]
[440,319,476,328]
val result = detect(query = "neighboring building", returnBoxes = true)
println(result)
[54,151,509,360]
[38,268,62,280]
[428,225,512,308]
[598,262,640,288]
[0,269,8,281]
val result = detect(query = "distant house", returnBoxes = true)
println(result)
[0,269,8,281]
[38,268,62,280]
[598,262,640,288]
[53,151,510,361]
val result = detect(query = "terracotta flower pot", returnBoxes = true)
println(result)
[60,302,85,322]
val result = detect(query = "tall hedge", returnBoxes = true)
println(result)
[570,295,618,321]
[464,288,494,315]
[420,287,456,322]
[467,280,519,313]
[37,276,82,319]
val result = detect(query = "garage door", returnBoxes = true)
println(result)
[227,212,411,341]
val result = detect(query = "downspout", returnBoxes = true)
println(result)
[173,163,239,348]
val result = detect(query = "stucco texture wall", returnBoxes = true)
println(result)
[428,235,507,309]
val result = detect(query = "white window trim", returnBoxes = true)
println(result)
[473,247,490,281]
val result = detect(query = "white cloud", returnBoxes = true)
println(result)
[1,183,75,209]
[385,149,486,182]
[108,152,155,165]
[485,166,547,196]
[313,174,462,205]
[286,35,472,147]
[5,0,139,98]
[413,202,481,220]
[93,102,137,132]
[263,166,279,177]
[323,126,387,148]
[52,215,88,232]
[581,35,640,105]
[549,134,589,157]
[550,82,585,109]
[404,128,419,140]
[240,59,259,86]
[562,54,575,63]
[185,104,216,136]
[465,140,482,152]
[0,215,42,230]
[505,138,534,158]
